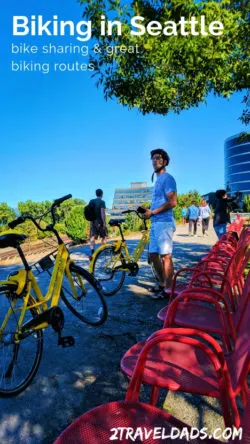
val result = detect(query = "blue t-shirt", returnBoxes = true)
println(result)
[150,172,177,223]
[181,208,187,217]
[187,205,199,219]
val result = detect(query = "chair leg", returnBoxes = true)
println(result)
[150,386,160,406]
[220,392,239,428]
[241,381,248,406]
[223,333,233,353]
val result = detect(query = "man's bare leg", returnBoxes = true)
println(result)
[161,254,174,288]
[149,252,166,287]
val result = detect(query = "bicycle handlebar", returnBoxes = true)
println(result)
[8,194,72,232]
[121,207,148,230]
[121,207,147,218]
[8,217,25,229]
[52,194,72,207]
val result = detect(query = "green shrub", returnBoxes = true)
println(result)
[243,194,250,212]
[65,206,88,242]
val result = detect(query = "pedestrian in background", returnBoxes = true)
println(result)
[199,199,211,236]
[181,206,187,225]
[187,201,199,237]
[213,189,235,239]
[89,189,107,260]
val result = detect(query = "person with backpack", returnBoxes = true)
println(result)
[187,201,199,237]
[85,189,107,260]
[213,189,236,239]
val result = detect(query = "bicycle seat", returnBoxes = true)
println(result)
[109,218,125,227]
[0,234,27,249]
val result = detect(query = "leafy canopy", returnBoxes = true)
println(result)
[79,0,249,122]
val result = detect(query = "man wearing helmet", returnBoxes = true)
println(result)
[143,149,177,299]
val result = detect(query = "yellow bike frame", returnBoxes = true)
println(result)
[89,229,149,273]
[0,244,85,338]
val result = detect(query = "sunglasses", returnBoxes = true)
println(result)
[152,155,163,161]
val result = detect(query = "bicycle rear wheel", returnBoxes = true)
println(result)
[92,246,126,296]
[61,264,107,326]
[0,289,43,397]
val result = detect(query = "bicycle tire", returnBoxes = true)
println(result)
[92,245,126,296]
[61,264,108,326]
[0,290,43,397]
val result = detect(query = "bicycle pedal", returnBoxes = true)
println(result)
[128,270,139,277]
[58,335,75,348]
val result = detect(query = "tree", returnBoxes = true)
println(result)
[18,200,52,222]
[17,200,53,239]
[65,206,88,242]
[0,203,16,227]
[243,194,250,212]
[79,0,249,122]
[174,190,203,221]
[56,198,86,221]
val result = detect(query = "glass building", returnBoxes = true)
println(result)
[225,133,250,196]
[111,182,153,216]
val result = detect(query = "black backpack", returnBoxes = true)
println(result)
[84,200,96,221]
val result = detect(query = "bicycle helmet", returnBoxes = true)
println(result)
[150,149,170,182]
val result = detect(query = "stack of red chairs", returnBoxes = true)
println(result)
[54,324,250,443]
[163,226,250,299]
[228,215,244,235]
[54,225,250,443]
[119,227,250,428]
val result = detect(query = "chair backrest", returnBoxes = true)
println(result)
[233,272,250,388]
[125,328,240,427]
[222,231,239,245]
[238,227,250,247]
[225,247,250,303]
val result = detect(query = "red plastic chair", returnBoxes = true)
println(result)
[163,228,249,298]
[163,269,250,352]
[228,217,244,235]
[216,231,238,247]
[201,240,249,276]
[121,328,242,428]
[54,400,216,444]
[54,390,250,444]
[238,227,250,246]
[164,289,236,352]
[163,260,226,298]
[158,249,250,323]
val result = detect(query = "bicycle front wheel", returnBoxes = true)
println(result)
[0,289,43,397]
[61,264,107,326]
[92,246,126,296]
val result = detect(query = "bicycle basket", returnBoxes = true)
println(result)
[32,250,57,275]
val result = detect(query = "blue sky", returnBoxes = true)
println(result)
[1,0,247,209]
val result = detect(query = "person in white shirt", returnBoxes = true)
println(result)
[199,199,211,236]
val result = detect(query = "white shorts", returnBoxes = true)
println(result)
[149,222,176,255]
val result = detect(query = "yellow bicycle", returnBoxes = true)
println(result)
[90,208,157,295]
[0,195,107,397]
